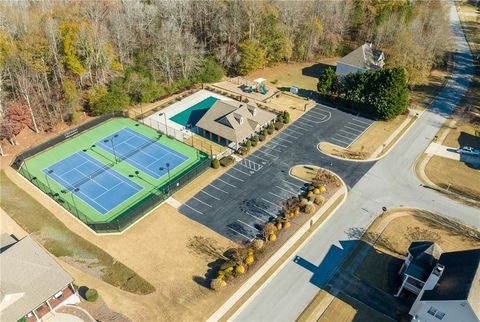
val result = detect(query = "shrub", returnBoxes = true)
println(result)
[252,239,264,250]
[274,122,284,130]
[251,140,257,147]
[276,222,282,230]
[268,233,277,241]
[253,135,259,143]
[262,129,268,136]
[263,222,277,236]
[313,188,320,194]
[210,278,226,291]
[235,265,245,274]
[268,123,275,131]
[212,158,220,169]
[283,111,290,124]
[283,221,291,229]
[245,255,254,265]
[85,288,99,302]
[319,186,326,193]
[220,156,235,167]
[220,260,236,270]
[259,134,266,141]
[314,195,325,206]
[244,140,252,148]
[277,115,284,123]
[304,204,315,215]
[267,128,274,135]
[306,191,314,197]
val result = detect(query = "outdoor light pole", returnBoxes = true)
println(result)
[159,113,168,136]
[104,134,119,163]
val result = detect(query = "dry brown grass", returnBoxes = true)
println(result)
[318,142,368,160]
[442,121,480,149]
[248,59,338,92]
[290,165,320,182]
[173,167,228,203]
[424,156,480,200]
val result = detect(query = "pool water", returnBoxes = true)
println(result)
[170,96,219,128]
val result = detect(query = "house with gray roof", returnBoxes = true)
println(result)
[194,100,276,149]
[0,234,78,322]
[395,241,480,322]
[335,42,385,78]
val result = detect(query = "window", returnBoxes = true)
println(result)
[427,307,437,316]
[435,312,445,320]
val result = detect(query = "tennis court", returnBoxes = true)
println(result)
[20,117,209,229]
[169,96,218,127]
[44,151,143,214]
[96,128,189,179]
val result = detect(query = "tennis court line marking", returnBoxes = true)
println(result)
[275,185,297,195]
[218,178,237,188]
[184,203,204,215]
[192,196,212,208]
[275,136,293,144]
[269,191,285,199]
[225,172,244,182]
[331,137,350,145]
[209,184,229,194]
[93,181,123,200]
[199,190,220,200]
[231,167,251,176]
[261,198,281,208]
[238,219,260,231]
[228,227,254,241]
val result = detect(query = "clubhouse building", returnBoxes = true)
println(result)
[195,100,276,149]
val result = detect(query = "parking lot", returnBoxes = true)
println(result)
[179,104,376,243]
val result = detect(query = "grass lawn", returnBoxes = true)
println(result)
[424,156,480,200]
[352,209,480,294]
[20,117,208,225]
[0,170,155,294]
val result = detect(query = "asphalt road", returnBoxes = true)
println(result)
[232,2,478,321]
[179,105,374,243]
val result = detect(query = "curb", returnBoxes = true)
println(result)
[207,171,348,322]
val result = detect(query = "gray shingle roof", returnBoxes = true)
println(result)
[0,234,73,321]
[338,43,384,70]
[406,241,443,282]
[195,100,276,143]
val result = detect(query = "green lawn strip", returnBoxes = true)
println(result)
[0,170,155,295]
[20,118,207,223]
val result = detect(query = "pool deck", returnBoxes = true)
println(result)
[142,90,232,141]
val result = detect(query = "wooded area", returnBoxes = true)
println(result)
[0,0,451,146]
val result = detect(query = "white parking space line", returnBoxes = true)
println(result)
[231,166,251,176]
[184,203,204,215]
[261,198,281,208]
[339,129,358,137]
[257,149,276,157]
[344,126,363,133]
[296,121,314,128]
[335,133,355,141]
[282,179,301,188]
[275,136,293,144]
[308,110,329,118]
[275,185,297,195]
[318,105,336,110]
[280,132,300,139]
[289,124,309,132]
[268,141,288,148]
[249,153,268,162]
[331,137,350,145]
[269,191,285,199]
[225,172,245,182]
[245,210,265,222]
[350,118,372,126]
[239,158,263,171]
[199,190,220,200]
[251,204,276,217]
[238,219,260,231]
[301,118,322,124]
[209,184,229,194]
[228,227,254,241]
[264,145,283,153]
[193,196,212,208]
[218,178,237,188]
[348,122,367,129]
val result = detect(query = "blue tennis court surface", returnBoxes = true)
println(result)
[43,152,142,215]
[96,128,188,179]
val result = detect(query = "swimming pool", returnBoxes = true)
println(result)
[169,96,219,128]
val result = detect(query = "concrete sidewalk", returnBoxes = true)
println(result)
[425,142,480,166]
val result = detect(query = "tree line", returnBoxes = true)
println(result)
[0,0,451,146]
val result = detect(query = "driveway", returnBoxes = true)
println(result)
[425,142,480,166]
[179,106,375,243]
[231,2,478,321]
